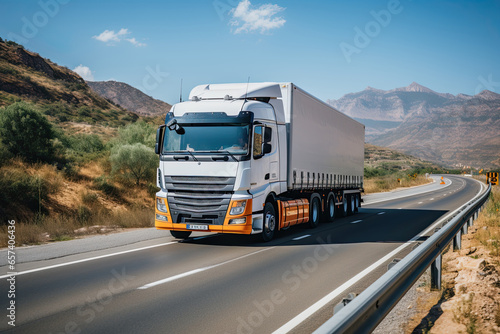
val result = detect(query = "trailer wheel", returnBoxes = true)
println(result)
[326,196,335,222]
[170,230,192,239]
[342,195,348,217]
[354,195,360,212]
[262,202,277,242]
[350,195,356,215]
[309,197,321,228]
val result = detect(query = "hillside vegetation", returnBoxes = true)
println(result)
[0,38,164,246]
[363,144,453,193]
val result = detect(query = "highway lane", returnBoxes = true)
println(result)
[0,175,484,334]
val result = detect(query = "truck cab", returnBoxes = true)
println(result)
[155,83,287,240]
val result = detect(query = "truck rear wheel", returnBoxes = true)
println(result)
[262,202,277,242]
[309,197,321,228]
[326,196,335,222]
[350,195,356,215]
[342,196,348,217]
[170,230,192,239]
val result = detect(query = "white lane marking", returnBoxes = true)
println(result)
[137,247,274,290]
[398,208,403,210]
[377,212,386,215]
[273,177,486,334]
[273,238,417,334]
[350,220,362,224]
[430,198,434,201]
[418,202,423,204]
[0,241,178,279]
[292,235,311,241]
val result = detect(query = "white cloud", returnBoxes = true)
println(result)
[125,37,146,47]
[230,0,286,34]
[92,28,146,47]
[73,64,94,81]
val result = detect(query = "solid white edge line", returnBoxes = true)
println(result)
[364,177,451,206]
[377,212,386,215]
[350,220,362,224]
[137,247,274,290]
[292,235,311,241]
[272,177,486,334]
[0,241,178,279]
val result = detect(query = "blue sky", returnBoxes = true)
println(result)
[1,0,499,104]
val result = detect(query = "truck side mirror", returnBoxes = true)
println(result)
[263,143,272,154]
[155,125,165,155]
[264,127,272,143]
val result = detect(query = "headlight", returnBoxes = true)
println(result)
[229,200,247,216]
[156,197,168,213]
[156,214,168,222]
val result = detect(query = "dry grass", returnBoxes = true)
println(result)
[364,174,432,194]
[0,208,154,247]
[469,186,500,263]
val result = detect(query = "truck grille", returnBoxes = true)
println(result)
[165,176,235,225]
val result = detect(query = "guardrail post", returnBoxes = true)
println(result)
[462,221,468,235]
[474,211,478,220]
[469,216,473,227]
[431,254,442,290]
[453,230,462,250]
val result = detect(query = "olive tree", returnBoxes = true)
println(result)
[110,143,157,185]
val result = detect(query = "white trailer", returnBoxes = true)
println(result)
[155,82,365,241]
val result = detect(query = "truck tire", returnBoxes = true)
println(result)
[354,194,359,212]
[342,195,348,217]
[170,230,192,239]
[350,195,356,215]
[309,197,321,228]
[262,202,277,242]
[326,195,335,222]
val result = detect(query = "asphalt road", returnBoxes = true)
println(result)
[0,175,485,334]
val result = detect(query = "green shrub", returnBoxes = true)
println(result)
[0,168,48,218]
[0,102,56,163]
[115,121,156,147]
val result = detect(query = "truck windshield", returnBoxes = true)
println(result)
[162,125,250,155]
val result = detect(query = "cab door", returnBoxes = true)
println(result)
[250,124,278,199]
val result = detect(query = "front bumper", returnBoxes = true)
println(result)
[155,196,254,235]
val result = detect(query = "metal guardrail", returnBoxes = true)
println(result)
[314,182,492,334]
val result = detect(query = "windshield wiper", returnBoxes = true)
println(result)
[216,150,238,162]
[172,150,199,162]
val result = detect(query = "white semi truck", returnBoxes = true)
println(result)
[154,83,365,241]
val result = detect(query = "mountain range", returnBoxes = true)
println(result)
[87,81,171,116]
[328,83,500,169]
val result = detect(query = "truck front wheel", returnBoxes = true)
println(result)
[262,202,277,242]
[170,230,192,239]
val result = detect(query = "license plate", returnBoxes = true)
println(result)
[186,224,208,231]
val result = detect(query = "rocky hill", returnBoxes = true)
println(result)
[0,39,138,127]
[328,83,500,169]
[88,80,171,116]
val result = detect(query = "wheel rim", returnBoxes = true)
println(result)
[351,196,355,212]
[265,212,275,234]
[329,199,334,217]
[343,198,348,212]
